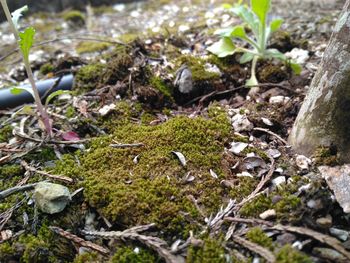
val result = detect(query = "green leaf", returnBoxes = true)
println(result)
[290,62,302,75]
[239,52,255,64]
[265,48,286,60]
[18,27,36,61]
[215,25,247,38]
[11,5,28,29]
[270,18,283,32]
[231,5,259,37]
[246,74,258,87]
[251,0,270,24]
[207,37,237,58]
[10,87,35,98]
[222,3,233,9]
[45,90,71,107]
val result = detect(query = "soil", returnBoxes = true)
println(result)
[0,0,348,262]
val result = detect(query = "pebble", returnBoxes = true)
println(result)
[269,96,290,105]
[329,227,349,241]
[296,155,312,172]
[312,247,347,262]
[231,114,253,132]
[272,176,286,187]
[276,233,296,246]
[316,215,333,228]
[259,209,276,220]
[229,142,248,155]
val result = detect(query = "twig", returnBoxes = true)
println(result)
[20,160,73,184]
[224,217,274,227]
[0,183,37,201]
[231,235,276,263]
[253,127,288,145]
[110,143,144,148]
[271,224,350,260]
[82,225,184,263]
[49,226,109,255]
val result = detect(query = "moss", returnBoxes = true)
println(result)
[269,30,295,53]
[0,164,22,177]
[65,106,76,118]
[0,242,15,260]
[76,41,111,54]
[0,125,13,142]
[240,194,272,217]
[174,55,220,82]
[74,63,105,93]
[258,64,288,83]
[246,227,273,250]
[111,247,158,263]
[313,146,339,166]
[54,109,231,238]
[149,76,173,101]
[242,146,270,161]
[276,245,312,263]
[73,251,100,263]
[40,62,54,75]
[186,237,227,263]
[62,10,85,26]
[118,33,139,43]
[23,146,57,163]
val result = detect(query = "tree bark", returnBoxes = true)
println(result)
[289,0,350,163]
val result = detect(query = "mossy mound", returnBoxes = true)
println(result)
[76,41,112,54]
[62,10,85,26]
[55,108,232,238]
[111,246,159,263]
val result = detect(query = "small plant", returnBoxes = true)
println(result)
[207,0,301,86]
[0,1,52,136]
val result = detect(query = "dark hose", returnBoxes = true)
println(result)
[0,74,73,110]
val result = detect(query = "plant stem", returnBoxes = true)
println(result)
[0,0,52,137]
[251,55,258,82]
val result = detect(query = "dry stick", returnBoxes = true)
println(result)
[13,129,90,145]
[49,226,109,255]
[0,183,37,201]
[253,127,288,145]
[110,143,144,148]
[224,217,274,227]
[271,224,350,260]
[20,160,73,184]
[232,235,276,263]
[82,227,184,263]
[0,36,130,62]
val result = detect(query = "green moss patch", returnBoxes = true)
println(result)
[55,109,231,237]
[111,246,159,263]
[76,41,111,54]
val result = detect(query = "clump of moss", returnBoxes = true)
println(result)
[0,164,22,177]
[258,64,288,83]
[76,41,111,54]
[23,146,57,163]
[174,55,220,82]
[269,31,295,53]
[246,227,273,250]
[276,245,312,263]
[149,76,173,101]
[65,106,76,118]
[118,33,139,43]
[39,62,54,75]
[62,10,85,26]
[0,125,13,142]
[313,146,339,166]
[73,251,100,263]
[74,63,105,93]
[54,108,231,237]
[111,247,158,263]
[186,237,228,263]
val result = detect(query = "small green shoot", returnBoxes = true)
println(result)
[207,0,301,86]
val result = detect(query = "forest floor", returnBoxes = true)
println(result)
[0,0,348,262]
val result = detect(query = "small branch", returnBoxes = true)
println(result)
[0,183,37,201]
[49,226,109,255]
[110,143,144,148]
[253,127,288,145]
[224,217,273,227]
[232,235,276,263]
[21,160,73,184]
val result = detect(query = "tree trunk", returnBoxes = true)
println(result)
[289,0,350,163]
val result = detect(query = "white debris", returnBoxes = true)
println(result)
[285,48,310,64]
[98,103,116,116]
[269,96,290,105]
[261,117,273,126]
[229,142,248,155]
[259,209,276,220]
[272,176,286,187]
[231,114,253,132]
[296,155,312,171]
[178,25,190,32]
[267,149,281,159]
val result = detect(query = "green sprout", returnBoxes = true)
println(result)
[0,1,52,136]
[207,0,301,87]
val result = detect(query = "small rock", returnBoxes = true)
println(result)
[34,182,71,214]
[272,195,283,204]
[237,171,253,178]
[276,233,296,246]
[259,209,276,220]
[267,149,281,159]
[269,96,290,105]
[312,247,347,262]
[316,215,333,228]
[307,199,324,211]
[329,228,349,241]
[295,155,312,172]
[285,48,309,64]
[231,114,253,132]
[272,176,286,187]
[261,117,273,126]
[242,156,267,170]
[98,103,115,116]
[229,142,248,155]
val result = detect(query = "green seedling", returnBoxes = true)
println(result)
[0,1,52,136]
[207,0,301,86]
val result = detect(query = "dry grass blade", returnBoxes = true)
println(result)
[271,224,350,260]
[82,228,184,263]
[49,226,109,255]
[253,127,288,145]
[232,235,276,263]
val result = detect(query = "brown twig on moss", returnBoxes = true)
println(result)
[49,226,109,255]
[20,160,73,184]
[81,224,184,263]
[253,127,288,145]
[0,183,37,201]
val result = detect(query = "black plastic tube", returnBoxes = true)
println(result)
[0,74,73,110]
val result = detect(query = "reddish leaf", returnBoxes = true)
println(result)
[61,131,80,141]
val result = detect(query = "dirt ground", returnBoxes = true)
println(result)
[0,0,349,262]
